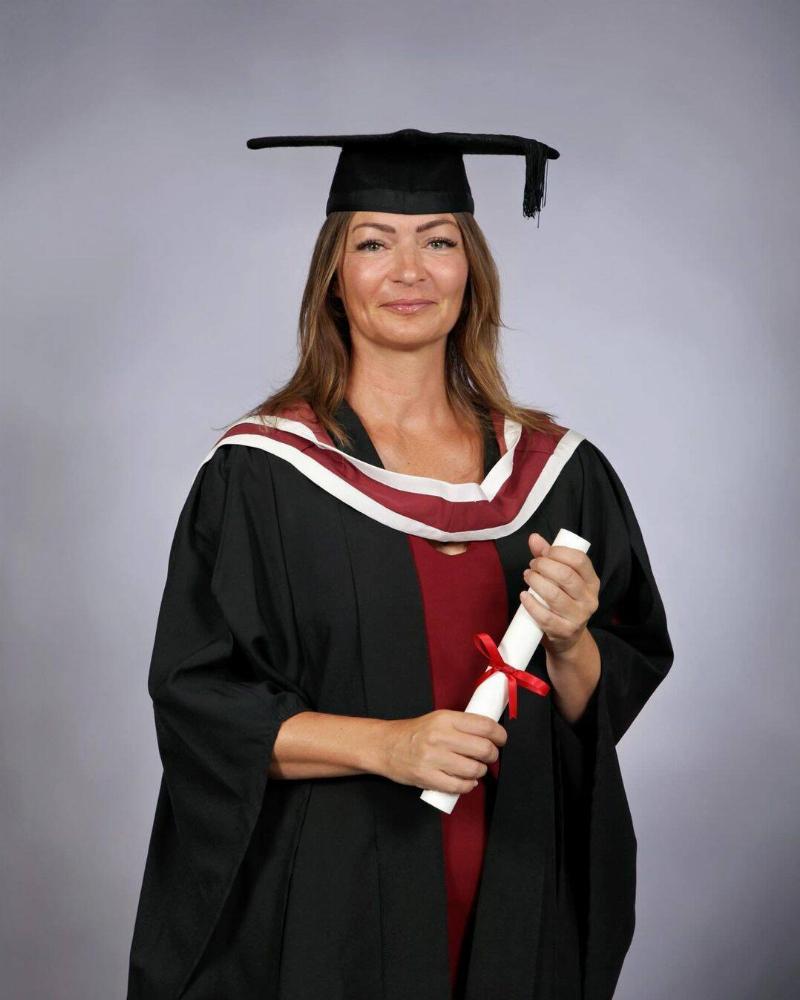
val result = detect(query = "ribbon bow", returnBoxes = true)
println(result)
[470,632,551,719]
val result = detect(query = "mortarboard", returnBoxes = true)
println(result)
[245,128,560,225]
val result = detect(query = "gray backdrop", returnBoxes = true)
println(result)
[2,2,797,998]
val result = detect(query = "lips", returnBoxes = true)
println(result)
[381,300,435,313]
[382,300,435,306]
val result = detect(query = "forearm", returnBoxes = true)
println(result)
[268,711,390,780]
[546,629,601,726]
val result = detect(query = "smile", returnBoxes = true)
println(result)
[381,302,434,314]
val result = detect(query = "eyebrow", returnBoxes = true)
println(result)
[351,219,458,234]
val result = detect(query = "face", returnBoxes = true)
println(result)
[335,212,468,350]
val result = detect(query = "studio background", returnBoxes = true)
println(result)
[1,2,796,998]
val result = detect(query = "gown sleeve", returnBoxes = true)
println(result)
[573,438,674,747]
[133,443,313,995]
[549,438,675,999]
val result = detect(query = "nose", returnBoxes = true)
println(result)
[390,242,427,283]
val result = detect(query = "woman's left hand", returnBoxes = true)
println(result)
[520,532,601,658]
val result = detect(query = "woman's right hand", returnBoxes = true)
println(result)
[378,711,507,794]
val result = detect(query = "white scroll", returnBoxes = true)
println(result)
[419,527,591,814]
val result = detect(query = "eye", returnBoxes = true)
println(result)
[354,237,458,251]
[355,239,385,251]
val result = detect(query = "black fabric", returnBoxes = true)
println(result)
[245,128,560,221]
[127,402,674,999]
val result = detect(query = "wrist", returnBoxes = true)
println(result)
[359,717,395,778]
[547,628,594,670]
[545,630,601,725]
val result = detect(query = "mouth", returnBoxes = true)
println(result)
[381,300,436,314]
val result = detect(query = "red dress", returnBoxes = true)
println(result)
[406,534,509,995]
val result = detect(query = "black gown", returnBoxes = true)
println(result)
[127,398,674,1000]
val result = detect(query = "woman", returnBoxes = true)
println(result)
[127,130,674,1000]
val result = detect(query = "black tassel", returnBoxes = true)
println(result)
[522,140,548,227]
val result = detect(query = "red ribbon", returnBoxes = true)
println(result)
[470,632,551,719]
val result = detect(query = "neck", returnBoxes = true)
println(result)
[345,340,459,435]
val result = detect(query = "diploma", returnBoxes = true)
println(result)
[419,527,591,814]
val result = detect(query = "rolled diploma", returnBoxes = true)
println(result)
[419,527,591,814]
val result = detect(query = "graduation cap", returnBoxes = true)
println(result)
[245,128,560,225]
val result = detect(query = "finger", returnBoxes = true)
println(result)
[519,587,571,629]
[454,712,502,741]
[524,563,583,604]
[559,547,599,586]
[535,547,596,587]
[435,770,480,795]
[448,729,501,763]
[527,531,551,557]
[443,753,488,781]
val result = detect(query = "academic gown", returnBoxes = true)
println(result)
[127,398,674,1000]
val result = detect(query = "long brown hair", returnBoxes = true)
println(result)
[232,211,563,450]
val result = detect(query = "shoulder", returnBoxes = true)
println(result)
[187,440,277,538]
[543,432,638,526]
[197,437,276,487]
[571,435,653,557]
[518,421,610,486]
[568,433,625,486]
